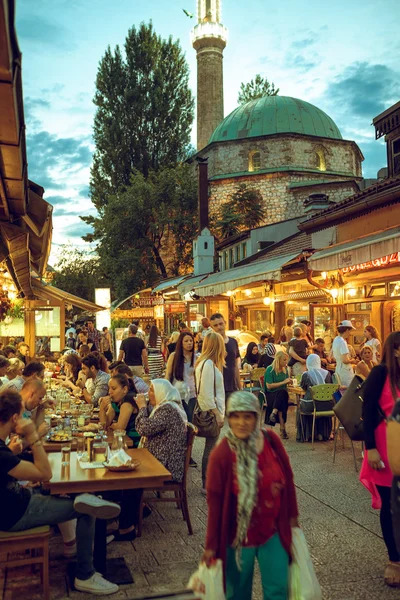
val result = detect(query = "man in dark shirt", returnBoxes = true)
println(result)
[313,338,331,367]
[0,389,121,595]
[118,325,149,377]
[210,313,241,403]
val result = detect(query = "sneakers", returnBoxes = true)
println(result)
[74,572,118,595]
[73,494,121,520]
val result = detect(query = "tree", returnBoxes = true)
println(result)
[83,164,198,299]
[51,247,111,302]
[212,183,265,241]
[90,21,194,211]
[238,74,279,104]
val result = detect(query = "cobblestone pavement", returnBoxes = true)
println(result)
[1,407,399,599]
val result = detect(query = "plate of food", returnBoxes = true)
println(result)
[78,423,101,433]
[103,460,140,472]
[47,432,73,443]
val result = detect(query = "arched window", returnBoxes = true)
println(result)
[249,150,261,172]
[316,147,326,171]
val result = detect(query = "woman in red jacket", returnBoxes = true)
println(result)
[202,390,299,599]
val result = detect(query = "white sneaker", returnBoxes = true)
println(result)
[74,494,121,519]
[74,572,119,595]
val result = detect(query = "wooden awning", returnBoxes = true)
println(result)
[32,278,105,312]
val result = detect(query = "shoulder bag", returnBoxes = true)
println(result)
[192,361,220,438]
[387,400,400,475]
[333,374,385,441]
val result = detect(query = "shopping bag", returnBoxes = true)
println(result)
[187,559,225,600]
[289,528,322,600]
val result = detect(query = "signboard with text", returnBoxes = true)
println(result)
[341,252,400,274]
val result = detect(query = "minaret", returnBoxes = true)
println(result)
[191,0,227,150]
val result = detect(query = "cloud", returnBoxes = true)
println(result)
[291,38,314,50]
[16,14,74,50]
[44,195,70,206]
[62,221,93,240]
[79,185,90,199]
[326,62,400,118]
[26,130,92,190]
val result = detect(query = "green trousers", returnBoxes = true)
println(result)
[226,533,289,600]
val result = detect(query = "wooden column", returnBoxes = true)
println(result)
[24,300,36,358]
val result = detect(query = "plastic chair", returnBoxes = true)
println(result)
[299,384,339,450]
[0,526,50,600]
[137,423,197,537]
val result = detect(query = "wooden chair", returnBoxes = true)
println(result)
[0,526,50,600]
[137,423,198,537]
[299,384,339,450]
[249,367,265,393]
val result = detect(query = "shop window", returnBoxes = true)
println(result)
[390,281,400,297]
[242,243,247,259]
[316,147,326,171]
[35,307,61,355]
[367,284,386,297]
[248,150,261,172]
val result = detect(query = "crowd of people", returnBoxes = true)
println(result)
[0,313,398,596]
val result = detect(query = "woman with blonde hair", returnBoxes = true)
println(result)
[360,325,381,362]
[264,351,291,439]
[194,332,226,493]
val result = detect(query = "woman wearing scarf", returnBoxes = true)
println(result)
[258,342,276,369]
[296,354,333,442]
[242,342,260,370]
[135,379,187,482]
[202,391,299,599]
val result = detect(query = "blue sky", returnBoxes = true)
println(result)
[16,0,400,262]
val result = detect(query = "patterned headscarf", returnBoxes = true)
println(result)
[265,343,276,358]
[225,391,261,568]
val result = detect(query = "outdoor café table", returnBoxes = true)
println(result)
[287,385,306,409]
[43,430,133,453]
[42,449,172,583]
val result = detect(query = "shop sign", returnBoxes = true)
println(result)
[165,302,186,314]
[154,304,164,319]
[137,297,164,307]
[113,308,154,319]
[342,252,400,274]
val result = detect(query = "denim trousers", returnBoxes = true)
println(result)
[226,533,289,600]
[8,489,95,581]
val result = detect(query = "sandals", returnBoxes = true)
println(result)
[280,430,288,440]
[384,562,400,587]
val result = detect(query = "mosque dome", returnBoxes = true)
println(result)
[209,95,343,144]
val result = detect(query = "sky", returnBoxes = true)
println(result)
[15,0,400,264]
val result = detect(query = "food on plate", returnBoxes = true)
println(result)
[48,432,72,443]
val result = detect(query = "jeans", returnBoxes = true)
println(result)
[183,397,196,423]
[376,484,400,562]
[8,489,95,581]
[226,533,289,600]
[202,434,219,487]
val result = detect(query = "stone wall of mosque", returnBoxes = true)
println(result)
[207,172,359,226]
[199,134,363,180]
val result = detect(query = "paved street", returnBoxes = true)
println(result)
[1,406,399,599]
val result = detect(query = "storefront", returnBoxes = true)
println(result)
[112,288,164,333]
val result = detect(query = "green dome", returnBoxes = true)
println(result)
[209,95,343,144]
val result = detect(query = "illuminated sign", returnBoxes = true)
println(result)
[342,252,400,274]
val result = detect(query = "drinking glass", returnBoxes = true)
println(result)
[61,445,71,466]
[76,437,85,458]
[93,440,108,463]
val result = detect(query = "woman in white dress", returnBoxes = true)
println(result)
[331,320,358,387]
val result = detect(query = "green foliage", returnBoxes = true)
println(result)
[211,183,265,241]
[90,21,194,211]
[6,300,24,320]
[51,247,111,303]
[238,74,279,104]
[110,318,130,330]
[83,164,198,299]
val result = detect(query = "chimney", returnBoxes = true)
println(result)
[197,157,209,232]
[303,193,334,215]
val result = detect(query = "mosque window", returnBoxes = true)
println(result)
[316,148,327,171]
[249,150,261,172]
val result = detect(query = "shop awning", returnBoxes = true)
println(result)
[193,253,300,297]
[152,275,188,294]
[177,274,209,297]
[32,279,105,312]
[308,226,400,272]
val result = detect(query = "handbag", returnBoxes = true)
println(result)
[333,374,384,441]
[289,528,322,600]
[193,361,220,438]
[387,400,400,475]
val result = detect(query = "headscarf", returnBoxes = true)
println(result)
[244,342,259,365]
[150,379,188,423]
[265,343,276,358]
[306,354,328,385]
[225,391,261,568]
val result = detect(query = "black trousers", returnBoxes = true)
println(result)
[377,484,400,562]
[104,489,143,530]
[265,389,289,425]
[391,477,400,554]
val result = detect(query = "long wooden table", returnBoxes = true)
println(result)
[43,430,133,453]
[43,449,171,582]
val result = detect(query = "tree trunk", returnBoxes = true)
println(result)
[152,244,167,278]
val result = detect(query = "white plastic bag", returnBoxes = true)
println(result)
[289,528,322,600]
[188,559,226,600]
